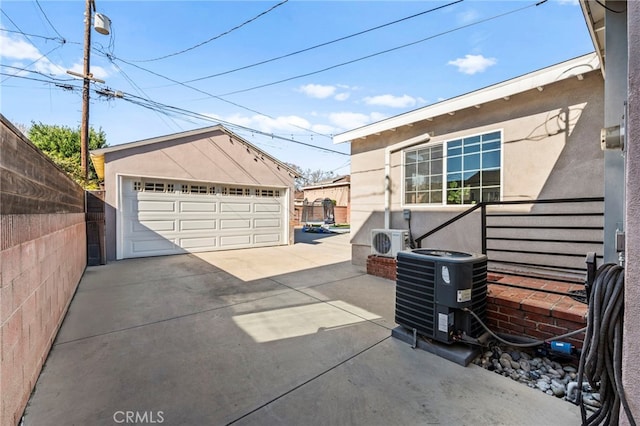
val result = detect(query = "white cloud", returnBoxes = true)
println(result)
[208,113,314,134]
[363,94,418,108]
[457,9,480,24]
[328,111,387,131]
[448,54,496,75]
[68,62,111,80]
[0,33,42,61]
[555,0,579,5]
[0,32,111,79]
[298,84,336,99]
[334,92,350,101]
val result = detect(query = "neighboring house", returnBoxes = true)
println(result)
[334,53,604,266]
[302,175,351,224]
[91,125,298,261]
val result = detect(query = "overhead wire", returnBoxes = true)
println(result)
[34,0,66,41]
[109,60,185,132]
[102,50,333,140]
[124,0,289,63]
[217,0,548,97]
[116,90,348,156]
[96,1,461,140]
[183,0,462,84]
[1,44,64,83]
[0,27,64,42]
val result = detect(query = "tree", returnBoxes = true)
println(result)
[286,163,336,190]
[27,122,108,189]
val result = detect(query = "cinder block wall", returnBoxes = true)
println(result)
[0,115,86,426]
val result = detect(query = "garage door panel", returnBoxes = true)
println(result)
[130,238,179,254]
[221,202,251,213]
[220,235,252,247]
[180,220,217,231]
[132,220,176,233]
[255,203,281,213]
[254,233,281,244]
[180,201,217,212]
[220,219,251,229]
[254,218,280,228]
[137,200,176,212]
[120,178,286,259]
[180,237,218,249]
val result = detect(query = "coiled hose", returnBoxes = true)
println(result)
[577,263,636,426]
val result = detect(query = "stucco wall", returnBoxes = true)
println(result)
[349,70,604,265]
[101,129,295,260]
[623,0,640,422]
[0,116,86,425]
[303,185,350,207]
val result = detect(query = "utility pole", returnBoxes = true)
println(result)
[80,0,93,181]
[67,0,108,181]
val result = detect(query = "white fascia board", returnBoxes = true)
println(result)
[333,53,600,144]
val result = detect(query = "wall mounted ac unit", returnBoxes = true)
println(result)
[371,229,409,257]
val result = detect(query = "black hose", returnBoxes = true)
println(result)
[463,307,586,348]
[577,263,636,426]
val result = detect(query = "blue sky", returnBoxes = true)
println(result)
[1,0,594,175]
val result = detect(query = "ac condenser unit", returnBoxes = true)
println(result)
[395,249,487,344]
[371,229,409,257]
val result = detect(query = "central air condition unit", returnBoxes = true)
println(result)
[395,249,487,344]
[371,229,409,257]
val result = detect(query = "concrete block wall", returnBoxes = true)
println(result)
[1,214,85,426]
[1,115,87,426]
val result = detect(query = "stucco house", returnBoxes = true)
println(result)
[334,53,604,267]
[91,125,297,261]
[302,175,351,224]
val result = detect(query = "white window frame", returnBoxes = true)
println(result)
[401,129,503,208]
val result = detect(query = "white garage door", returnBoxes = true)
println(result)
[118,177,287,259]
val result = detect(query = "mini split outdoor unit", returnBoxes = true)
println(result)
[395,249,488,345]
[371,229,409,257]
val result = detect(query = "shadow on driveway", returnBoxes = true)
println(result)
[23,231,581,425]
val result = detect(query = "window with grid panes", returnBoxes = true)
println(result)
[404,131,501,205]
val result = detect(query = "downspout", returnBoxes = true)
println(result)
[384,132,432,229]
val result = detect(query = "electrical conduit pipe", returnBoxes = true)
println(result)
[384,132,431,229]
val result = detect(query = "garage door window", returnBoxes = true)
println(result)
[133,181,174,193]
[256,189,281,197]
[223,187,251,196]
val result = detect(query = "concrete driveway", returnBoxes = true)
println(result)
[23,230,581,425]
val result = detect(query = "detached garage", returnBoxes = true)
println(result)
[91,125,297,261]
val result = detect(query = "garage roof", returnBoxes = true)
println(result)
[333,53,600,144]
[90,124,299,180]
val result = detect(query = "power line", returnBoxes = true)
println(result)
[34,0,66,41]
[115,90,348,156]
[124,0,289,63]
[109,60,184,132]
[184,0,462,84]
[0,27,64,43]
[217,0,547,97]
[0,63,76,81]
[0,44,63,83]
[99,50,332,140]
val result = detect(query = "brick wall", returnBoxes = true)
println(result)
[334,206,349,225]
[366,255,397,281]
[0,115,86,426]
[366,255,587,348]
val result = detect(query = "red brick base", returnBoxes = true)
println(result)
[366,255,587,348]
[366,255,397,281]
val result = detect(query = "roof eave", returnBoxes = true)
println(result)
[333,53,600,144]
